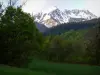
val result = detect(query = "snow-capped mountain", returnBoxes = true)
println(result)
[34,6,97,28]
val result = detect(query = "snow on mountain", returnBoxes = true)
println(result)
[34,7,97,28]
[43,15,51,20]
[64,9,96,20]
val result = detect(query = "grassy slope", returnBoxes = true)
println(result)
[28,59,100,75]
[0,59,100,75]
[0,65,52,75]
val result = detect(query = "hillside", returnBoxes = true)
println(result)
[43,18,100,35]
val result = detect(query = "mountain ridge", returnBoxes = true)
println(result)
[34,6,97,28]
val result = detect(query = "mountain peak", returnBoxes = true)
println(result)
[34,7,97,28]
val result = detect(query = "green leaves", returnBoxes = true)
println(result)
[86,25,100,65]
[0,6,44,67]
[43,33,85,63]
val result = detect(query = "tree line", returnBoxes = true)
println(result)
[44,18,100,35]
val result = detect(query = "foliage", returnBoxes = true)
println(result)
[42,30,86,63]
[85,24,100,65]
[42,24,100,65]
[0,6,43,67]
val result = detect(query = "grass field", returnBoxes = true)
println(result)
[0,65,52,75]
[0,59,100,75]
[28,59,100,75]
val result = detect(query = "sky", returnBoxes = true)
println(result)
[21,0,100,17]
[1,0,100,17]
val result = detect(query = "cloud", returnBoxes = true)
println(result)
[85,0,100,16]
[22,0,47,14]
[21,0,100,17]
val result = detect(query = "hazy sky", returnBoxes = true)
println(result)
[21,0,100,17]
[1,0,100,17]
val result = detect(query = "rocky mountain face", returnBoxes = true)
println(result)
[34,6,97,28]
[35,22,48,32]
